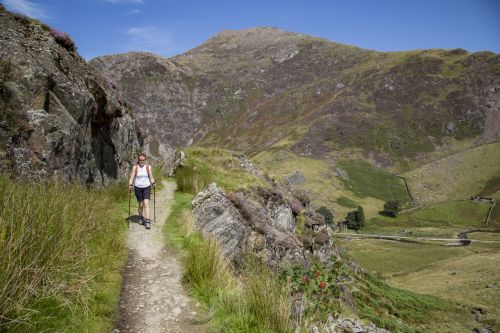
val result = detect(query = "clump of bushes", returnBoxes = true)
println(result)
[282,257,349,322]
[381,200,401,217]
[50,29,76,52]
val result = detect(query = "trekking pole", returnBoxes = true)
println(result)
[127,188,131,228]
[153,184,156,223]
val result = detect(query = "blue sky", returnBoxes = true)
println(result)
[2,0,499,60]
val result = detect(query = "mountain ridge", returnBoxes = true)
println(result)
[92,26,499,171]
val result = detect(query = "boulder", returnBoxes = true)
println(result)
[192,182,340,270]
[322,316,391,333]
[192,183,252,266]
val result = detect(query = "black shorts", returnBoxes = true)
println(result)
[134,186,151,202]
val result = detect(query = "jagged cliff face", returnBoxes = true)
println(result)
[91,53,205,161]
[94,27,499,167]
[0,6,140,184]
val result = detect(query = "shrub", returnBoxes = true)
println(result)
[346,210,360,230]
[50,29,76,52]
[382,201,401,217]
[282,258,346,320]
[226,191,268,232]
[316,206,334,225]
[289,198,303,215]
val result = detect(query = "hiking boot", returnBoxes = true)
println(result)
[139,216,144,225]
[144,219,151,229]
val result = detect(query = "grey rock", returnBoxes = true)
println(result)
[287,170,305,186]
[322,317,391,333]
[268,200,295,232]
[0,7,140,184]
[192,183,252,265]
[192,182,340,270]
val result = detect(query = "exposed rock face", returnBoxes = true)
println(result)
[0,7,140,184]
[313,316,391,333]
[191,182,339,269]
[192,183,252,265]
[90,52,205,163]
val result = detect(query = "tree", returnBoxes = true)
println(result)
[382,200,401,217]
[346,206,366,230]
[357,206,365,229]
[316,206,333,225]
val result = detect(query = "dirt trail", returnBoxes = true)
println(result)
[113,181,206,333]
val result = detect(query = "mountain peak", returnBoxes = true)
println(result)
[196,26,313,52]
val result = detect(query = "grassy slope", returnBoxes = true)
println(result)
[252,149,409,219]
[404,141,500,204]
[389,249,500,331]
[176,147,267,194]
[365,200,493,237]
[174,146,484,332]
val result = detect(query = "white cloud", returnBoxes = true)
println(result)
[2,0,47,19]
[124,25,174,55]
[106,0,144,4]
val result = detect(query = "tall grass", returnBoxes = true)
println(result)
[164,190,292,333]
[176,165,214,194]
[0,176,127,332]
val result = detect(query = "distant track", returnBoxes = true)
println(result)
[333,232,500,245]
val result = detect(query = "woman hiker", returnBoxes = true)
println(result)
[128,153,155,229]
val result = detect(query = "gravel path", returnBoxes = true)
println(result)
[113,181,206,333]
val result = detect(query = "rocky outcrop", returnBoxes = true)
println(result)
[0,7,140,184]
[312,316,391,333]
[192,183,252,265]
[90,52,205,163]
[191,182,339,269]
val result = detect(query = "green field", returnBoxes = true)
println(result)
[337,159,410,203]
[338,197,500,332]
[364,200,492,237]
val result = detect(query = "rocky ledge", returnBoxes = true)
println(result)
[192,182,340,269]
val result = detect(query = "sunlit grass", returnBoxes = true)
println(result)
[0,176,127,332]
